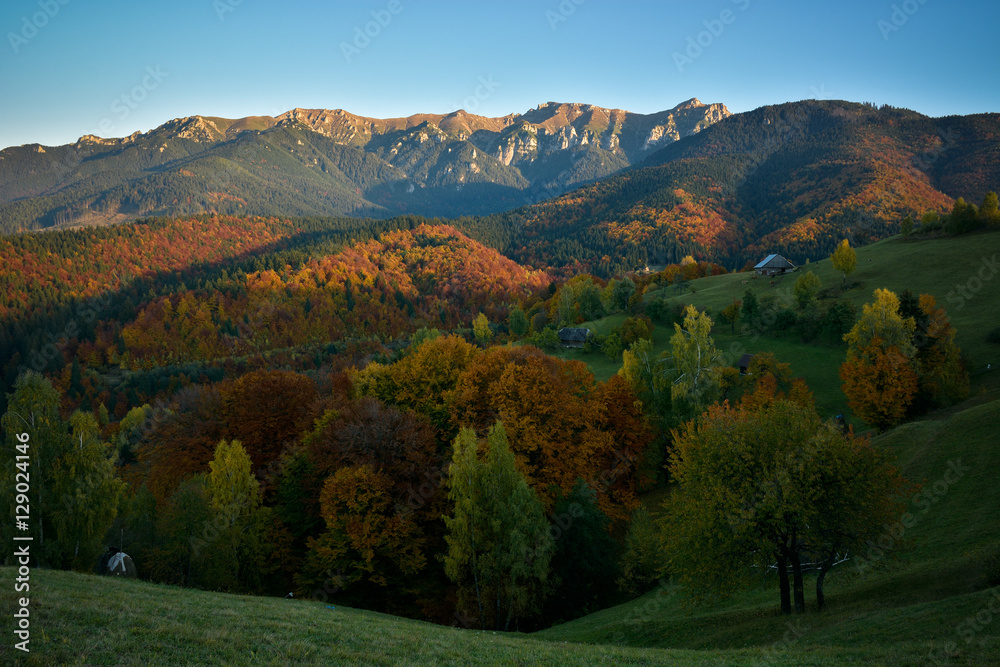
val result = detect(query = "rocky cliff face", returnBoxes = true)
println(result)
[0,99,730,231]
[271,98,730,171]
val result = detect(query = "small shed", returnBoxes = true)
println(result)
[738,353,754,375]
[558,327,593,349]
[98,546,137,578]
[754,254,795,276]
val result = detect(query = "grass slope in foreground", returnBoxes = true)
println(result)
[2,399,998,665]
[536,397,1000,665]
[2,570,893,666]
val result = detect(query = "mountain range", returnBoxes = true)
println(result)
[498,100,1000,273]
[2,98,997,276]
[0,99,729,233]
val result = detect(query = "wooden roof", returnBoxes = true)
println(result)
[558,327,592,342]
[754,254,795,269]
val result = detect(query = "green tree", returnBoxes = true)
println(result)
[206,439,260,527]
[575,280,605,321]
[543,481,620,623]
[115,404,153,465]
[740,290,759,332]
[557,286,577,326]
[473,313,493,346]
[602,328,625,361]
[1,371,67,566]
[620,315,654,347]
[619,338,668,414]
[69,358,83,398]
[901,214,914,236]
[444,423,554,630]
[720,298,741,334]
[508,304,529,338]
[617,505,663,596]
[980,191,999,226]
[612,276,637,312]
[667,306,724,413]
[831,239,857,286]
[411,326,440,348]
[843,288,916,358]
[793,271,822,309]
[152,475,216,587]
[947,197,979,234]
[664,398,907,614]
[51,411,126,570]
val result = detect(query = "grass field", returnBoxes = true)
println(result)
[4,397,997,665]
[555,230,1000,423]
[535,396,1000,665]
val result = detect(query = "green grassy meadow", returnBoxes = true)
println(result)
[537,397,1000,664]
[555,230,1000,421]
[4,396,998,665]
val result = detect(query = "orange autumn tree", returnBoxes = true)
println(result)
[912,294,969,410]
[352,334,480,445]
[297,465,427,613]
[295,398,444,617]
[221,370,319,484]
[840,289,919,431]
[449,346,648,524]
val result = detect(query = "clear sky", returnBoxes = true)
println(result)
[1,0,998,149]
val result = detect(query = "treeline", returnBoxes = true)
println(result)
[2,335,654,629]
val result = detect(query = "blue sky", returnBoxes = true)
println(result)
[1,0,998,149]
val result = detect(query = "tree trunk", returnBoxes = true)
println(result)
[816,554,834,611]
[470,534,484,631]
[777,551,791,615]
[790,541,805,614]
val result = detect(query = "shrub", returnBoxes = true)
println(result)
[969,543,1000,588]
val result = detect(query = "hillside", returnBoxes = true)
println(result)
[553,229,1000,423]
[536,397,1000,665]
[4,396,997,665]
[503,100,1000,274]
[0,99,728,234]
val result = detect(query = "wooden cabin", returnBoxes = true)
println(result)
[754,254,795,276]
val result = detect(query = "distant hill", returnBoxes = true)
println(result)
[0,99,729,233]
[502,100,1000,273]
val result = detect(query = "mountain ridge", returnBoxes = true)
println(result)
[501,100,1000,274]
[0,99,730,233]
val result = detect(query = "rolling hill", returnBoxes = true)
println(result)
[552,228,1000,424]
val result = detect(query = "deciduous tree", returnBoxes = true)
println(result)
[664,398,907,613]
[667,305,723,414]
[841,289,919,429]
[443,423,553,631]
[206,439,260,527]
[793,271,821,309]
[831,239,857,286]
